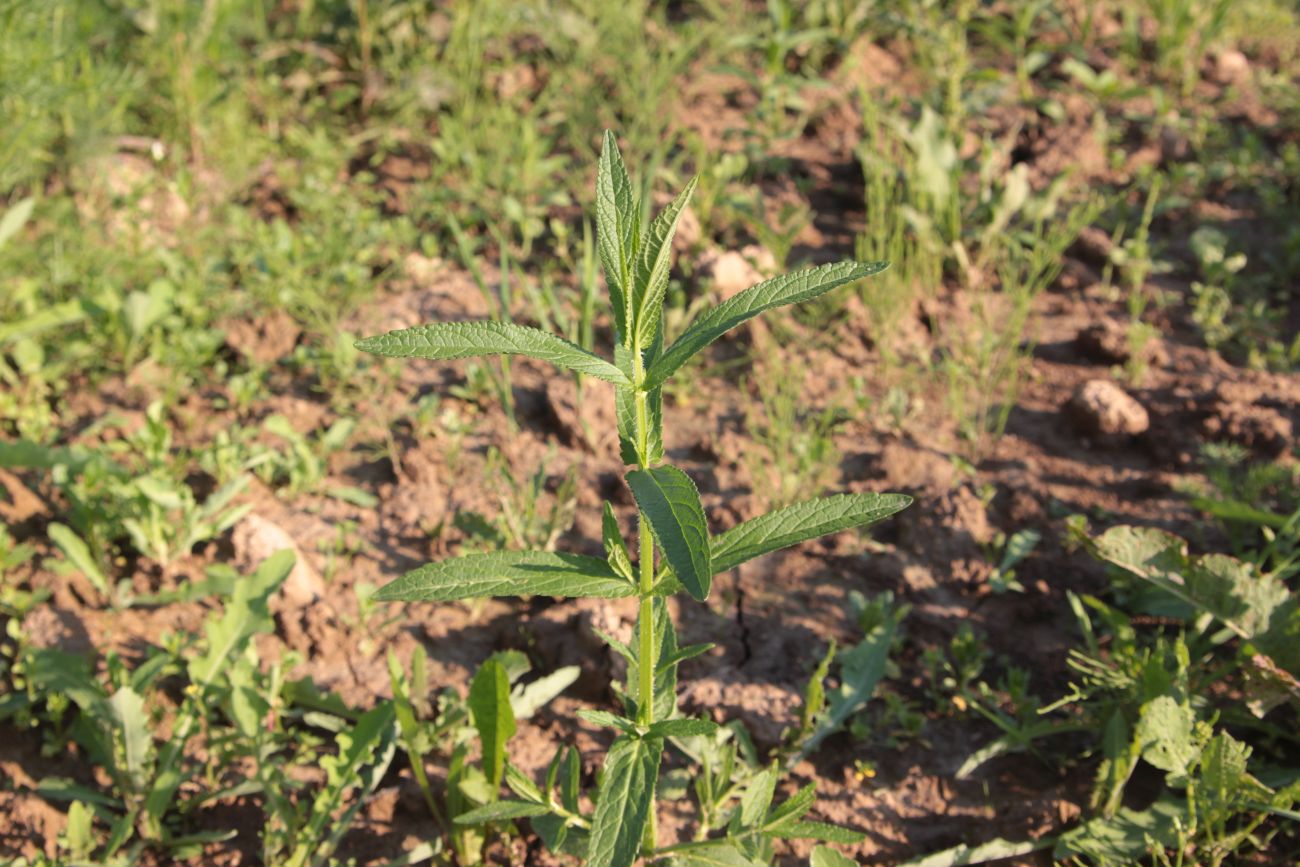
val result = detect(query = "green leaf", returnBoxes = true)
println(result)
[769,821,865,844]
[740,764,778,827]
[1089,525,1300,675]
[356,321,629,385]
[603,502,635,583]
[107,687,151,791]
[645,261,888,388]
[1135,695,1198,780]
[578,709,638,734]
[187,550,294,688]
[1054,797,1186,862]
[0,196,34,250]
[810,846,859,867]
[632,175,698,348]
[455,800,551,824]
[511,665,580,720]
[666,843,765,866]
[470,659,517,792]
[902,836,1050,867]
[597,130,639,342]
[626,465,711,601]
[711,493,911,575]
[373,551,636,602]
[645,717,718,739]
[47,523,110,598]
[800,605,902,757]
[589,736,663,867]
[615,345,664,465]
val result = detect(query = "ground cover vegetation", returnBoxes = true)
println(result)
[0,0,1298,864]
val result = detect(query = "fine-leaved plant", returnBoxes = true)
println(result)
[357,132,910,865]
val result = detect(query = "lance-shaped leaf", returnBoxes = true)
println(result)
[356,321,630,385]
[470,659,516,791]
[632,175,698,348]
[597,130,639,342]
[644,261,888,388]
[626,465,711,601]
[373,551,637,602]
[711,493,911,575]
[588,735,663,867]
[615,344,664,466]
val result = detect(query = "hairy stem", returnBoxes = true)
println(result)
[631,350,658,851]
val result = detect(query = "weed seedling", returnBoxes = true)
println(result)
[357,132,909,864]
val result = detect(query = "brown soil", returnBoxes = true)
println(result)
[4,26,1300,867]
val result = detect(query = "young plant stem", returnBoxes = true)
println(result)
[632,354,659,851]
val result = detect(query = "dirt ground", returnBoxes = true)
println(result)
[3,32,1299,867]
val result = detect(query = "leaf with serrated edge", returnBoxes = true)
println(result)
[356,321,629,385]
[712,493,911,575]
[598,131,638,341]
[633,176,698,347]
[469,659,516,791]
[645,261,888,388]
[373,551,635,602]
[667,843,765,866]
[646,718,717,739]
[455,800,551,824]
[588,736,662,867]
[769,821,866,844]
[810,846,859,867]
[603,502,635,582]
[626,466,711,601]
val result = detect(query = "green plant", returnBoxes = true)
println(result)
[356,132,908,865]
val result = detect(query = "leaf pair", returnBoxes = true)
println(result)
[374,492,912,605]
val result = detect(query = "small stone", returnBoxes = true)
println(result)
[697,245,776,300]
[1068,379,1150,437]
[1075,320,1131,364]
[231,514,326,609]
[1213,49,1250,86]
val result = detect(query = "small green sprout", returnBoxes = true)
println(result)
[357,131,909,865]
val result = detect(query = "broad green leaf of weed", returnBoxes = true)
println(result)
[900,836,1048,867]
[810,845,859,867]
[188,550,294,687]
[710,494,910,575]
[633,175,698,349]
[107,687,151,791]
[665,843,766,866]
[589,735,663,867]
[511,666,580,720]
[455,800,552,824]
[1054,797,1186,862]
[373,551,635,602]
[603,502,635,583]
[739,764,778,827]
[46,523,109,599]
[615,345,664,465]
[597,130,639,342]
[645,261,888,388]
[799,605,902,757]
[626,465,711,601]
[470,659,517,792]
[356,321,630,385]
[1135,695,1200,781]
